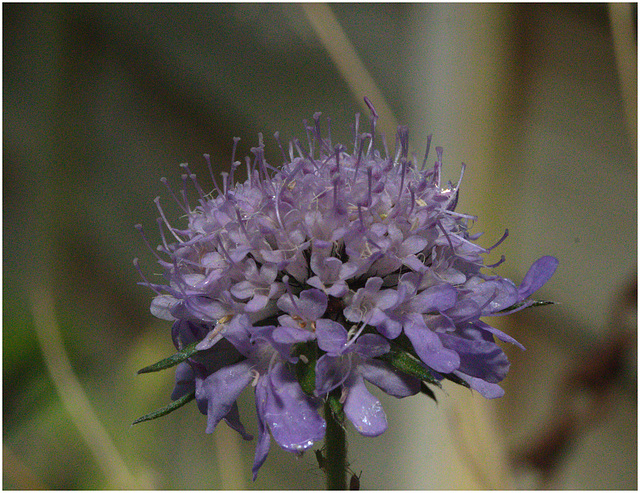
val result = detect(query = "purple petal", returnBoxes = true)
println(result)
[352,333,390,359]
[197,360,253,434]
[472,279,519,315]
[150,294,178,321]
[438,332,509,383]
[262,363,325,453]
[360,359,420,398]
[315,354,352,395]
[454,371,505,399]
[252,378,271,481]
[316,319,348,354]
[475,320,525,350]
[399,235,429,256]
[272,325,316,344]
[518,256,559,299]
[277,288,328,321]
[343,374,388,436]
[373,313,403,339]
[411,284,457,313]
[223,315,253,356]
[171,361,195,400]
[223,401,253,441]
[445,298,481,322]
[404,313,460,373]
[230,281,255,300]
[245,293,269,312]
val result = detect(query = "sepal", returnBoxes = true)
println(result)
[380,347,441,387]
[132,391,196,425]
[497,299,555,315]
[137,341,199,374]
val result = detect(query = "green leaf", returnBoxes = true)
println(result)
[137,341,199,374]
[132,391,196,425]
[381,348,441,387]
[498,299,555,313]
[443,372,470,388]
[292,341,318,396]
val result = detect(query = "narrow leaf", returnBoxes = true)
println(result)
[132,391,196,425]
[497,299,555,314]
[137,341,199,374]
[381,349,441,387]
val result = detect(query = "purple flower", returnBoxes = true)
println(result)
[314,324,420,436]
[135,99,558,478]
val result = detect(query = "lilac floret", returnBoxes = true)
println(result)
[315,326,420,436]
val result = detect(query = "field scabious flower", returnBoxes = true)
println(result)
[134,98,558,480]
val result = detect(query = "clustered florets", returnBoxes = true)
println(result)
[135,100,558,479]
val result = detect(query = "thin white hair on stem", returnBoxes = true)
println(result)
[29,285,149,489]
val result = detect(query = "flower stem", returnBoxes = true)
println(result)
[324,396,347,490]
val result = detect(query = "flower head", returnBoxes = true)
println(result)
[134,98,558,478]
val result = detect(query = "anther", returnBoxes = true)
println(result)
[421,134,433,171]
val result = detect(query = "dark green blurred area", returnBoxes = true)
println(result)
[4,3,636,490]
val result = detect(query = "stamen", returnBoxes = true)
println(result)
[486,255,506,269]
[274,186,285,229]
[352,112,361,153]
[364,96,378,149]
[160,177,189,213]
[434,146,444,188]
[220,171,229,195]
[326,116,333,151]
[397,159,407,203]
[154,197,183,243]
[339,387,348,404]
[203,154,223,197]
[236,209,252,242]
[353,135,365,180]
[216,235,236,266]
[135,223,162,262]
[250,369,260,387]
[133,258,164,294]
[274,132,288,165]
[230,137,241,169]
[487,229,509,252]
[312,112,323,155]
[436,219,455,253]
[344,320,368,351]
[180,163,206,201]
[443,162,465,211]
[282,275,303,318]
[302,119,313,158]
[156,217,170,251]
[421,134,433,171]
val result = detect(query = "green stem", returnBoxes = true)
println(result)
[324,396,347,490]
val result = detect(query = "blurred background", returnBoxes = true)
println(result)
[3,3,636,489]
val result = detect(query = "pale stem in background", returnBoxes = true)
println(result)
[214,418,247,489]
[302,3,400,140]
[608,2,637,159]
[30,286,149,490]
